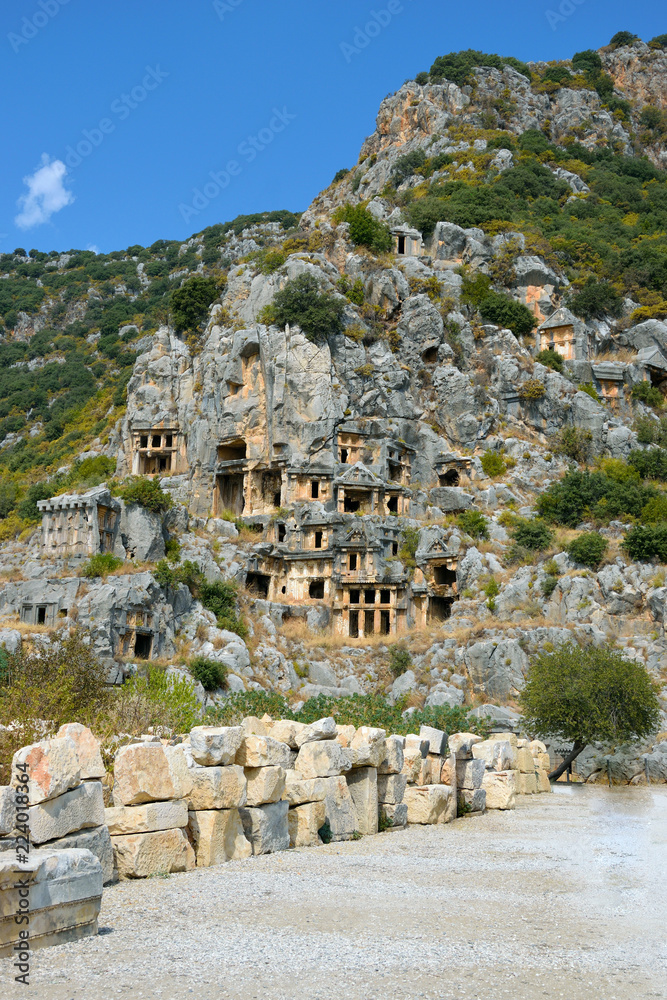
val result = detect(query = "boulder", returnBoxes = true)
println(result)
[236,735,292,769]
[379,802,408,828]
[295,741,352,779]
[347,767,378,835]
[378,735,405,774]
[12,737,80,806]
[187,808,252,866]
[244,765,286,806]
[516,771,538,795]
[187,764,247,811]
[404,785,452,825]
[448,732,483,759]
[404,735,429,757]
[401,748,423,784]
[113,743,193,806]
[350,726,387,767]
[239,800,290,855]
[269,719,306,748]
[537,770,552,793]
[283,773,329,806]
[321,775,357,841]
[105,799,189,835]
[189,726,244,766]
[294,716,337,747]
[111,827,196,878]
[377,773,407,804]
[472,739,517,771]
[458,788,486,813]
[56,724,105,780]
[288,801,326,847]
[241,715,269,737]
[516,747,536,773]
[46,824,114,885]
[29,781,105,845]
[427,753,443,784]
[456,759,485,790]
[419,726,448,756]
[440,753,457,788]
[481,770,516,809]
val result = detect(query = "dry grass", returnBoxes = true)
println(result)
[592,348,637,363]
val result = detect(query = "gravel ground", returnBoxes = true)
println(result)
[2,784,666,1000]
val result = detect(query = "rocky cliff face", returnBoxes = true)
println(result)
[1,39,667,769]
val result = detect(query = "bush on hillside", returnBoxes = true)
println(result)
[567,532,608,568]
[171,275,218,333]
[81,553,124,578]
[632,381,664,408]
[628,447,667,481]
[623,523,667,561]
[457,510,489,540]
[556,426,593,464]
[337,204,393,254]
[481,451,506,477]
[388,645,412,678]
[190,656,227,692]
[511,518,553,551]
[537,469,657,526]
[536,349,563,372]
[479,292,537,336]
[568,279,623,320]
[269,273,345,341]
[608,31,639,49]
[118,476,173,512]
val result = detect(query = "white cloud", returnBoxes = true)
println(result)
[86,243,100,254]
[14,154,74,229]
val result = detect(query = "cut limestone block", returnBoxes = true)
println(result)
[377,773,407,805]
[239,800,289,855]
[516,747,536,774]
[537,770,552,793]
[458,788,486,814]
[0,848,102,957]
[187,808,252,866]
[530,739,547,754]
[417,758,431,786]
[419,725,448,756]
[269,719,306,748]
[472,739,517,772]
[189,726,243,766]
[516,771,538,795]
[378,736,404,774]
[105,799,188,836]
[284,773,329,806]
[45,824,114,885]
[427,754,443,784]
[404,785,452,825]
[241,716,269,737]
[379,802,408,828]
[443,784,458,824]
[401,748,423,784]
[481,770,516,810]
[244,765,286,806]
[346,767,378,835]
[56,724,105,780]
[335,724,356,748]
[537,751,551,772]
[187,765,247,811]
[113,743,193,806]
[440,753,457,789]
[29,781,105,845]
[490,731,517,748]
[448,733,482,759]
[111,827,195,878]
[288,801,326,847]
[294,716,337,747]
[349,727,387,768]
[404,735,429,757]
[456,758,485,790]
[322,775,357,841]
[236,735,292,769]
[12,737,80,806]
[0,787,13,837]
[295,741,351,779]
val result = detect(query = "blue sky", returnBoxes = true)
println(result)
[1,0,664,254]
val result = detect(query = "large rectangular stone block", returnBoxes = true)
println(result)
[448,733,483,759]
[295,740,351,778]
[288,801,326,847]
[537,769,552,793]
[472,739,517,771]
[427,753,443,784]
[236,735,292,768]
[458,788,486,814]
[516,747,536,774]
[439,752,457,789]
[377,773,407,804]
[189,726,244,766]
[516,771,538,794]
[270,719,306,748]
[46,823,114,885]
[187,764,247,810]
[322,775,357,841]
[379,802,407,828]
[29,781,105,845]
[378,735,404,774]
[113,743,193,805]
[187,808,252,866]
[244,765,286,806]
[105,798,188,835]
[404,785,452,825]
[481,770,516,810]
[401,747,423,784]
[404,735,429,757]
[349,726,386,767]
[12,737,80,805]
[347,767,378,835]
[111,827,195,878]
[419,725,448,756]
[56,723,105,779]
[239,800,290,855]
[284,772,329,805]
[456,758,485,790]
[294,716,337,746]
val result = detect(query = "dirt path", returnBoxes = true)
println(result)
[3,785,666,1000]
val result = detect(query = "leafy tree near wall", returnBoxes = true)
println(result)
[171,275,218,334]
[520,643,660,780]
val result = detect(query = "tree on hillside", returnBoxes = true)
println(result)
[171,275,218,334]
[519,642,660,780]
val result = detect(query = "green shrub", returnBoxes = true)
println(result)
[537,469,657,526]
[171,275,218,334]
[118,476,173,513]
[189,657,227,692]
[270,273,345,341]
[389,645,412,677]
[165,537,181,562]
[457,510,489,540]
[556,427,593,464]
[425,49,530,87]
[479,292,537,336]
[571,49,602,74]
[623,523,667,561]
[567,532,608,568]
[578,382,602,403]
[608,31,639,49]
[536,349,563,372]
[110,665,203,735]
[628,447,667,481]
[640,495,667,523]
[391,150,427,186]
[648,34,667,49]
[519,378,546,401]
[481,451,506,477]
[541,574,559,599]
[632,381,664,408]
[332,168,349,183]
[398,526,420,568]
[81,552,124,578]
[200,579,247,639]
[568,279,623,320]
[337,205,393,254]
[512,518,553,551]
[17,480,58,522]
